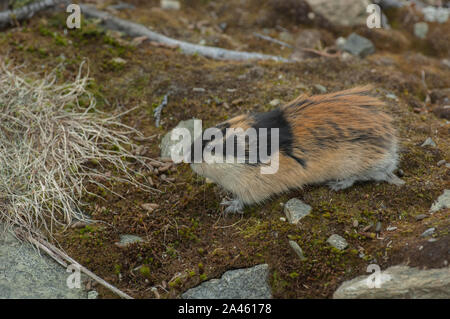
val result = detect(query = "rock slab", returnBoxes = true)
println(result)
[0,228,87,299]
[430,189,450,213]
[182,264,272,299]
[334,265,450,299]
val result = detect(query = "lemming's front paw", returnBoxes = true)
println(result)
[220,198,244,214]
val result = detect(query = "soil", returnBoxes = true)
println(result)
[0,0,448,299]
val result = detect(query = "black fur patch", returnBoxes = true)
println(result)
[252,108,306,168]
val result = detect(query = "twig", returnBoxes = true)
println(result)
[298,47,340,58]
[0,0,68,28]
[18,230,133,299]
[154,94,168,128]
[80,5,289,62]
[253,32,293,49]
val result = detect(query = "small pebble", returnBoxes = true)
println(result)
[386,226,397,231]
[269,99,281,107]
[352,220,359,228]
[289,240,307,261]
[421,137,436,148]
[437,159,446,166]
[327,234,348,250]
[421,227,436,237]
[375,221,382,233]
[415,214,427,221]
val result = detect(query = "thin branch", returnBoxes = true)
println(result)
[17,230,133,299]
[80,4,289,62]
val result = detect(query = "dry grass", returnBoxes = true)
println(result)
[0,60,155,237]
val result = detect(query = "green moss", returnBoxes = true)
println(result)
[139,265,151,278]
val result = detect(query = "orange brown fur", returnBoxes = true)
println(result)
[190,86,404,212]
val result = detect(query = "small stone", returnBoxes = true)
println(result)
[87,290,99,299]
[375,221,382,233]
[284,198,312,224]
[421,137,436,148]
[415,214,427,221]
[414,22,429,39]
[437,160,446,166]
[327,234,348,250]
[386,93,398,100]
[280,217,286,222]
[313,84,327,94]
[160,0,180,10]
[218,22,227,31]
[289,240,307,261]
[192,87,206,92]
[421,227,436,237]
[341,33,375,58]
[141,203,159,211]
[336,37,346,50]
[111,57,126,65]
[430,189,450,213]
[386,226,397,231]
[353,220,359,228]
[269,99,281,107]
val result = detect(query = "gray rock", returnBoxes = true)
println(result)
[306,0,371,26]
[415,214,427,221]
[284,198,312,224]
[437,160,446,166]
[0,227,87,298]
[160,118,200,160]
[421,137,436,147]
[421,227,436,237]
[430,189,450,213]
[182,264,271,299]
[327,234,348,250]
[333,265,450,299]
[414,22,429,39]
[289,240,307,261]
[341,33,375,58]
